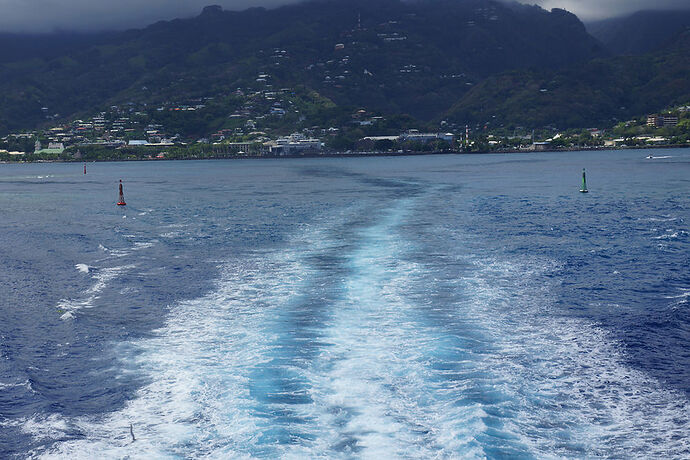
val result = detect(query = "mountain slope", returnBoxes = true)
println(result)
[587,10,690,55]
[0,0,605,134]
[445,29,690,128]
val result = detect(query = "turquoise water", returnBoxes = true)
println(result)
[0,150,689,458]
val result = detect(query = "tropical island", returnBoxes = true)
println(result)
[2,99,689,163]
[1,1,690,161]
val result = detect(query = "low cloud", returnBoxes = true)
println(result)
[0,0,286,33]
[0,0,689,33]
[521,0,690,21]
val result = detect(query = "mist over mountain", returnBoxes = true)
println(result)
[0,0,288,33]
[587,10,690,55]
[1,0,689,32]
[526,0,690,21]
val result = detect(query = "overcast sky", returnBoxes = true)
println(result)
[529,0,690,21]
[0,0,688,33]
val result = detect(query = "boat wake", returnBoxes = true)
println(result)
[26,190,690,459]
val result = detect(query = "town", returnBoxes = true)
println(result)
[2,80,689,162]
[1,4,689,163]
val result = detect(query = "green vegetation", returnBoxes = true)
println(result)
[445,34,690,129]
[0,0,605,137]
[0,0,689,157]
[0,134,35,153]
[612,111,690,145]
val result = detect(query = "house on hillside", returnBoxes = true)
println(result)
[647,114,679,127]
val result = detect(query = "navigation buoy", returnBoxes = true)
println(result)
[83,163,87,175]
[117,180,127,206]
[580,168,588,193]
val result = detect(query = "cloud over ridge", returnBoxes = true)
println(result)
[528,0,690,21]
[0,0,688,33]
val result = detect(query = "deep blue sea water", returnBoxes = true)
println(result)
[1,149,688,458]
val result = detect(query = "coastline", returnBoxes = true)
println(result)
[0,142,687,164]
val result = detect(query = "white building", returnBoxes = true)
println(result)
[267,133,322,155]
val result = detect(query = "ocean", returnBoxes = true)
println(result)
[1,150,688,458]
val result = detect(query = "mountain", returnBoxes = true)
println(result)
[445,28,690,128]
[0,0,605,135]
[587,10,690,55]
[0,32,115,65]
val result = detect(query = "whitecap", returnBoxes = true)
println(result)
[75,264,90,274]
[665,288,690,299]
[133,241,155,250]
[639,216,677,222]
[654,232,679,240]
[0,379,32,391]
[57,265,136,320]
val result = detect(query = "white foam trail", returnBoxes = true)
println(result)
[36,252,310,458]
[452,254,690,458]
[97,244,129,258]
[639,216,677,222]
[290,200,493,458]
[0,379,32,391]
[36,198,486,458]
[57,265,136,320]
[653,230,686,240]
[22,415,70,442]
[27,192,690,458]
[665,288,690,299]
[133,241,156,250]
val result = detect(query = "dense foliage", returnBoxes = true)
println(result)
[587,10,690,55]
[0,1,688,137]
[0,0,604,135]
[445,30,690,129]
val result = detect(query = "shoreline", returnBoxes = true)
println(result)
[1,143,687,164]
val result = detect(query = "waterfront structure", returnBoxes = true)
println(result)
[266,133,323,155]
[34,141,65,155]
[531,141,551,151]
[647,114,679,127]
[400,131,455,143]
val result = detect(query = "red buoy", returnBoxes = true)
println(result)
[117,180,127,206]
[84,163,87,175]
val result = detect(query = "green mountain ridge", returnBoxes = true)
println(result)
[587,10,690,56]
[0,0,688,137]
[0,0,604,135]
[445,28,690,128]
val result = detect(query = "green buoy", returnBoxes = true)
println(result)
[580,168,588,193]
